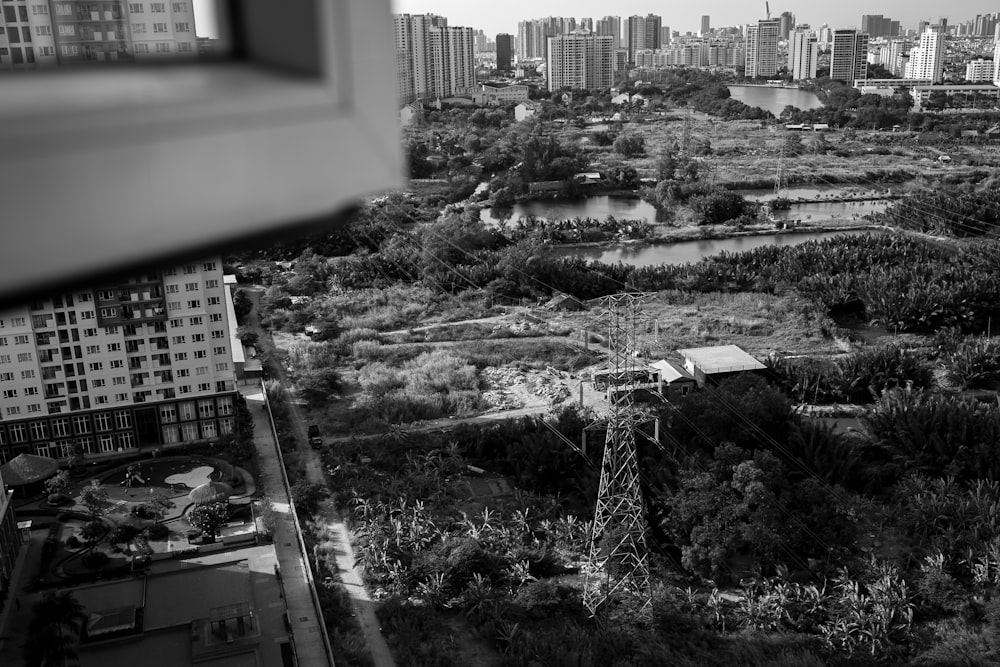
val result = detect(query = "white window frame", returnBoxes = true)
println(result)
[0,0,401,305]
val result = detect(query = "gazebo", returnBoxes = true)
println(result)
[188,481,233,506]
[0,453,58,496]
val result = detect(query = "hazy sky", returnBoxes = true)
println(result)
[392,1,988,36]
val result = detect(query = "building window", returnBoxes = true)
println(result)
[35,25,51,36]
[175,21,189,32]
[14,334,29,344]
[201,420,217,438]
[179,385,191,394]
[73,415,90,433]
[215,362,229,371]
[6,406,21,416]
[172,2,188,11]
[211,330,224,339]
[94,412,113,431]
[61,45,79,57]
[174,352,187,361]
[197,382,210,392]
[92,379,105,388]
[76,436,93,454]
[11,317,25,327]
[177,41,192,52]
[115,411,131,429]
[32,4,49,15]
[98,434,115,452]
[207,297,221,305]
[2,389,17,398]
[107,343,121,352]
[17,352,32,363]
[0,372,12,381]
[0,355,8,364]
[195,366,207,376]
[209,313,222,322]
[118,432,135,449]
[181,422,198,441]
[30,421,48,440]
[171,335,185,345]
[89,362,103,371]
[83,328,97,337]
[212,346,226,355]
[9,423,26,442]
[188,316,202,325]
[113,377,126,385]
[187,300,201,309]
[95,396,108,404]
[179,401,195,420]
[191,334,204,342]
[0,337,7,346]
[197,399,214,418]
[194,350,206,359]
[110,360,123,369]
[129,2,143,11]
[25,386,38,395]
[177,369,189,377]
[160,405,177,423]
[27,403,42,413]
[134,43,149,54]
[155,42,171,53]
[86,345,100,354]
[21,369,35,379]
[150,1,165,11]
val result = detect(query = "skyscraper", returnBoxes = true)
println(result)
[0,258,238,464]
[789,27,817,80]
[496,33,513,71]
[744,18,780,79]
[395,14,475,104]
[779,12,795,40]
[547,32,613,91]
[905,27,945,83]
[0,0,199,70]
[862,14,884,37]
[596,16,621,50]
[701,15,710,37]
[830,29,868,85]
[627,14,661,62]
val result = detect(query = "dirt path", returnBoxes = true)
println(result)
[248,289,397,667]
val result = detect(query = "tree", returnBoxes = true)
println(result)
[613,134,645,157]
[66,440,84,472]
[655,148,678,181]
[297,367,343,406]
[291,481,329,515]
[44,470,71,496]
[233,288,253,321]
[189,501,229,538]
[236,326,259,348]
[80,480,112,519]
[23,591,87,667]
[140,489,173,524]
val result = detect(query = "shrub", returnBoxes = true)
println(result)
[943,337,1000,390]
[80,520,107,544]
[82,551,110,569]
[47,493,69,506]
[145,523,169,540]
[291,481,329,516]
[109,524,140,545]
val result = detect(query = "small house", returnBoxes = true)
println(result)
[676,345,766,388]
[650,359,697,397]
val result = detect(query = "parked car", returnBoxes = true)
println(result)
[308,424,322,448]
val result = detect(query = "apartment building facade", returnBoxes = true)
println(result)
[830,29,868,85]
[547,32,613,91]
[745,18,780,79]
[395,13,475,105]
[0,0,198,70]
[789,27,818,80]
[0,258,237,464]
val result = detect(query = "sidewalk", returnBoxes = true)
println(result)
[242,384,334,667]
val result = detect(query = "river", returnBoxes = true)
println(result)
[727,86,825,117]
[551,230,881,267]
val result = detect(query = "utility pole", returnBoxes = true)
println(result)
[583,293,652,617]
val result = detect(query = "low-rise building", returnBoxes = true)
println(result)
[0,469,19,610]
[676,345,766,388]
[910,84,1000,111]
[514,102,540,122]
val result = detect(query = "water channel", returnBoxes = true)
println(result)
[550,230,881,267]
[726,86,825,117]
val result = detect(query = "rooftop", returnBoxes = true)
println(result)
[677,345,765,375]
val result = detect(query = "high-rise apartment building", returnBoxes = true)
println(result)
[779,12,794,40]
[596,16,621,50]
[993,42,1000,85]
[660,26,671,46]
[879,39,907,76]
[861,14,883,37]
[0,258,238,465]
[701,15,710,37]
[830,29,868,85]
[0,469,18,606]
[394,14,475,104]
[0,0,198,70]
[547,32,613,91]
[496,33,513,71]
[627,13,661,62]
[905,27,945,83]
[789,27,817,80]
[744,18,780,79]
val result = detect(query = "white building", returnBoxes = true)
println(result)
[788,28,817,80]
[905,27,945,83]
[966,58,994,82]
[394,14,475,104]
[546,32,613,91]
[0,0,198,70]
[745,18,780,79]
[830,29,868,85]
[0,258,238,463]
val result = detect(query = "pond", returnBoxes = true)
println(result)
[772,200,891,221]
[727,85,825,117]
[482,195,669,226]
[551,230,882,268]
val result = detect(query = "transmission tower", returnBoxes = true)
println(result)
[583,293,652,617]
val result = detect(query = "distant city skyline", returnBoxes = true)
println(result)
[391,1,985,37]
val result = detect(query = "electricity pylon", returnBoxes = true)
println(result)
[583,293,652,617]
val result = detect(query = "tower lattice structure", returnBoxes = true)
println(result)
[583,293,652,616]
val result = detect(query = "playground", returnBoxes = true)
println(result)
[16,455,259,587]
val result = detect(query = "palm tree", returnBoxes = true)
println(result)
[23,591,87,667]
